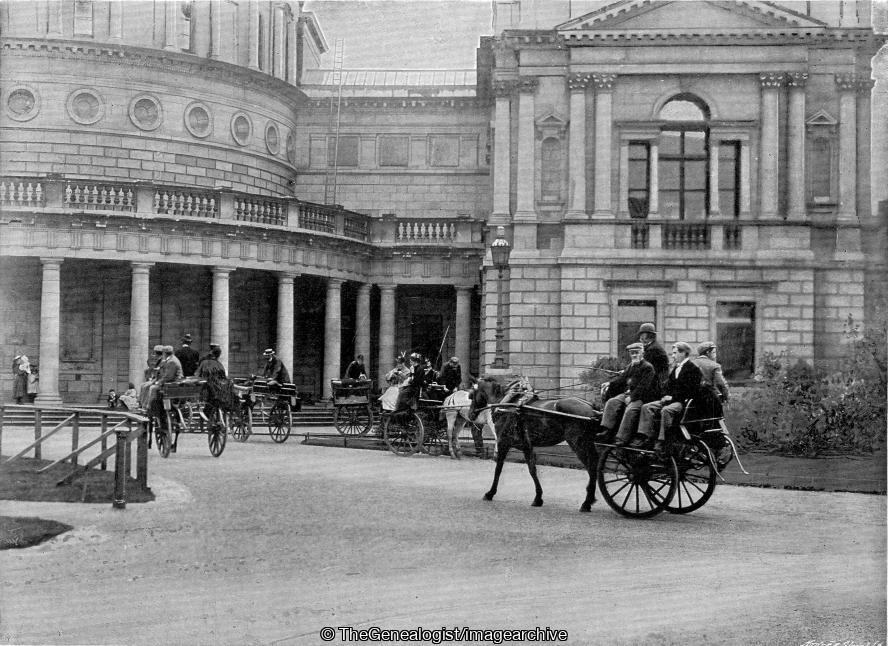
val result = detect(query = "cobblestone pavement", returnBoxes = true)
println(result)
[1,432,885,645]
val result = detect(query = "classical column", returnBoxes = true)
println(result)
[709,140,721,217]
[592,73,617,218]
[740,140,752,217]
[355,283,372,370]
[857,77,875,219]
[836,72,858,221]
[322,279,343,399]
[787,72,809,220]
[758,72,784,219]
[109,1,123,39]
[211,267,232,370]
[192,0,211,58]
[377,285,396,389]
[514,77,538,220]
[566,73,590,219]
[286,5,297,84]
[277,272,296,377]
[273,4,286,79]
[35,258,63,405]
[455,286,473,387]
[164,0,179,50]
[128,263,154,388]
[649,141,660,216]
[248,0,260,70]
[209,0,222,60]
[491,80,513,224]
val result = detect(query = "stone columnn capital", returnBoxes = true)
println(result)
[591,73,617,90]
[568,72,591,91]
[759,72,786,88]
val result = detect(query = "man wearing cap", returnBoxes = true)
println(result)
[139,345,165,409]
[146,345,184,418]
[438,356,462,393]
[637,323,669,394]
[693,341,730,418]
[635,341,702,453]
[595,342,658,446]
[262,348,290,389]
[175,334,200,378]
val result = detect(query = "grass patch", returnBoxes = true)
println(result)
[0,516,72,550]
[0,455,155,504]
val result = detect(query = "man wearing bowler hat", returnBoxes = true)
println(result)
[175,333,200,378]
[637,322,669,394]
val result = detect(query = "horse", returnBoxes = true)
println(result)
[480,384,602,512]
[440,376,509,459]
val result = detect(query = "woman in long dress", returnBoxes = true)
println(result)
[379,356,410,411]
[12,355,30,404]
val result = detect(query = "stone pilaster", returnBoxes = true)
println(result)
[355,283,372,372]
[835,73,858,223]
[277,272,297,378]
[128,262,154,388]
[192,0,211,58]
[709,140,721,218]
[210,0,223,60]
[248,0,260,70]
[377,285,397,389]
[211,266,233,370]
[787,72,808,220]
[857,78,875,220]
[273,4,286,78]
[35,258,63,406]
[758,72,784,219]
[109,0,123,40]
[322,278,343,399]
[514,77,538,221]
[566,73,591,220]
[164,0,179,51]
[592,73,617,218]
[491,80,514,224]
[740,140,752,217]
[455,286,473,386]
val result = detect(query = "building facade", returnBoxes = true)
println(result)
[0,0,885,404]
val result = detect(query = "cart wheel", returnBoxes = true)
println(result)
[230,406,252,442]
[268,401,292,443]
[420,412,447,456]
[597,446,678,519]
[208,410,227,457]
[154,415,171,458]
[665,437,717,514]
[334,404,373,436]
[383,411,424,456]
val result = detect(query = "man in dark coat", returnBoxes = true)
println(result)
[344,354,367,381]
[635,341,703,453]
[595,342,658,445]
[261,348,290,388]
[438,356,462,393]
[638,322,669,395]
[395,352,425,411]
[175,333,200,377]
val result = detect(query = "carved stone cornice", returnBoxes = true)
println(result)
[785,72,808,88]
[493,80,515,98]
[759,72,786,89]
[567,72,591,91]
[857,78,876,94]
[834,72,858,91]
[516,77,539,94]
[306,97,488,110]
[591,73,617,90]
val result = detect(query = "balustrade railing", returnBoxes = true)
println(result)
[297,202,337,234]
[235,196,285,226]
[65,181,136,211]
[631,222,649,249]
[1,179,45,208]
[723,223,742,250]
[154,188,219,218]
[344,212,370,241]
[396,220,455,243]
[663,222,710,250]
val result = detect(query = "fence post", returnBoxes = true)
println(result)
[100,414,108,470]
[113,429,127,510]
[0,404,4,456]
[136,419,148,489]
[34,408,42,460]
[71,412,80,466]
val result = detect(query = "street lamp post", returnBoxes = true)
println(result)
[490,225,511,369]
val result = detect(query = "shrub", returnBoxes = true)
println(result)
[727,316,886,456]
[579,356,625,406]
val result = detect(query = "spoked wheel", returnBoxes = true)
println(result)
[597,446,678,519]
[421,412,447,456]
[383,411,424,456]
[230,406,252,442]
[208,410,227,457]
[267,401,292,443]
[152,415,171,458]
[333,404,373,436]
[665,437,717,514]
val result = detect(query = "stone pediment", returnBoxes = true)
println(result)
[806,108,838,128]
[556,1,828,33]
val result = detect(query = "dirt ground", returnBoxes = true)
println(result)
[0,432,885,646]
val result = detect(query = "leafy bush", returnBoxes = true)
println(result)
[727,316,886,456]
[579,356,625,406]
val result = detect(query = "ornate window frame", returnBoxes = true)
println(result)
[231,111,253,146]
[67,88,105,125]
[5,85,40,122]
[535,112,568,208]
[805,109,838,208]
[286,131,297,165]
[265,121,281,155]
[183,101,213,138]
[128,93,163,131]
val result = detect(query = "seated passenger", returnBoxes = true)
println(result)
[379,355,409,412]
[634,341,702,453]
[147,345,184,418]
[594,342,658,446]
[692,341,730,419]
[394,352,425,412]
[261,348,290,390]
[118,383,139,411]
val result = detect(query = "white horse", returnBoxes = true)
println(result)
[441,377,522,459]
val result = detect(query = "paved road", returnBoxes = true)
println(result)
[1,434,885,645]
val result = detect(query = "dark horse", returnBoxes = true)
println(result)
[480,383,602,512]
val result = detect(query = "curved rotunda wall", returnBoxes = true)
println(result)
[1,41,300,196]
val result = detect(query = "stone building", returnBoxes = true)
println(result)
[0,0,885,404]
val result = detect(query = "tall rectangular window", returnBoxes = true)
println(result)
[716,301,755,380]
[617,299,657,358]
[718,141,740,218]
[628,141,650,218]
[659,128,709,220]
[327,136,359,167]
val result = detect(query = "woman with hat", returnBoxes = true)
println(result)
[394,352,425,412]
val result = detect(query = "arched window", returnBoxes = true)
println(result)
[540,137,562,201]
[658,94,709,220]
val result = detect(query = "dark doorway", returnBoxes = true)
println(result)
[410,314,443,361]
